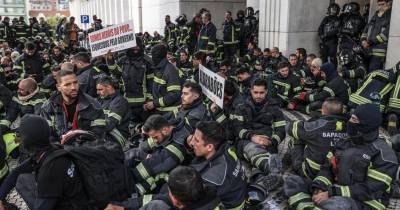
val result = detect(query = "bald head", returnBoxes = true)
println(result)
[321,98,343,116]
[18,78,37,97]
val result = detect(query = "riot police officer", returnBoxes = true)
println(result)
[339,2,364,51]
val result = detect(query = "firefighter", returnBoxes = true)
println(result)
[361,0,392,72]
[195,12,217,57]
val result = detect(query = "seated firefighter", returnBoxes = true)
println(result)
[40,70,106,142]
[124,114,191,196]
[164,81,209,134]
[286,98,348,179]
[285,104,398,210]
[232,78,286,180]
[96,76,131,147]
[271,61,302,109]
[297,63,350,116]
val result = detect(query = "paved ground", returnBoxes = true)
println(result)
[5,110,400,209]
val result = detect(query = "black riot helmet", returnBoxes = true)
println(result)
[175,14,187,26]
[245,7,254,17]
[338,48,353,66]
[327,3,340,16]
[346,2,360,15]
[237,10,245,19]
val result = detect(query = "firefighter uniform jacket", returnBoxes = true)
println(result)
[232,98,286,147]
[164,22,177,48]
[209,91,244,142]
[0,84,13,132]
[13,21,29,39]
[165,98,210,134]
[361,9,391,59]
[132,127,190,195]
[304,75,350,105]
[349,70,395,112]
[13,52,45,83]
[76,65,107,98]
[196,22,217,55]
[191,143,247,209]
[40,91,106,141]
[152,58,181,113]
[98,92,131,147]
[5,92,47,129]
[312,135,398,210]
[117,55,154,108]
[272,73,302,107]
[286,115,348,179]
[222,20,239,45]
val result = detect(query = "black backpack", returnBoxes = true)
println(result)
[44,131,135,208]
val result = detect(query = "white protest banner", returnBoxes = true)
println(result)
[199,64,225,108]
[88,20,136,57]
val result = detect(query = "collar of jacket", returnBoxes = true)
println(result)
[100,91,119,101]
[52,90,91,111]
[321,114,349,122]
[181,187,219,210]
[76,64,93,76]
[182,97,203,111]
[18,86,39,102]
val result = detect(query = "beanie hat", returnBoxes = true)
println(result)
[353,103,382,133]
[320,62,337,82]
[151,44,168,66]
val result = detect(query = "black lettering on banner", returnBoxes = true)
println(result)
[117,34,135,44]
[91,40,110,51]
[200,68,223,101]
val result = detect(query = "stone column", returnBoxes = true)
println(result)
[258,0,330,56]
[385,0,400,67]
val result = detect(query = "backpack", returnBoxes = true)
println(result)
[44,131,135,208]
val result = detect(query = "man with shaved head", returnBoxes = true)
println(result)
[2,78,47,131]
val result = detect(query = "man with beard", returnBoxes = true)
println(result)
[13,42,44,82]
[51,46,66,65]
[124,114,190,195]
[143,44,181,115]
[3,78,46,131]
[70,52,107,98]
[232,78,286,179]
[40,70,106,141]
[165,81,209,134]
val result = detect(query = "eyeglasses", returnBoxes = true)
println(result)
[378,3,385,6]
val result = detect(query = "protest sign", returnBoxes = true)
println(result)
[199,64,225,108]
[88,20,136,57]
